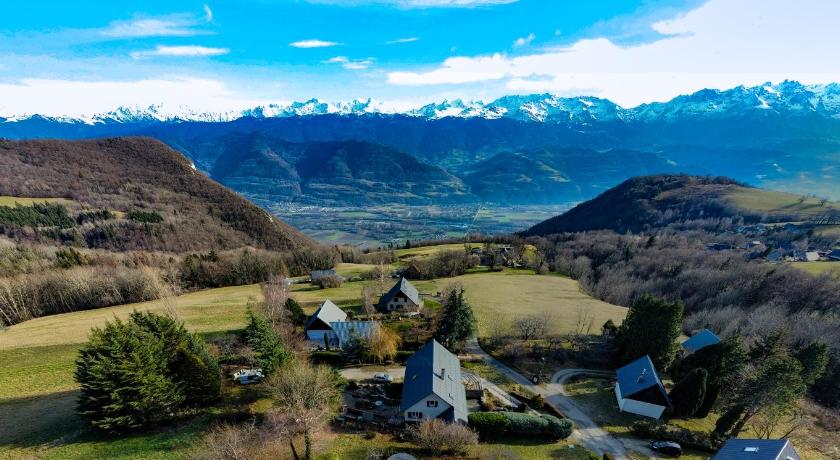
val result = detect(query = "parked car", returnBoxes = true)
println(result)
[650,440,682,456]
[233,368,264,385]
[373,372,393,383]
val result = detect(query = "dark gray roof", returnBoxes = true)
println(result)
[379,277,421,307]
[401,340,467,422]
[616,355,668,404]
[713,439,799,460]
[310,269,337,280]
[681,329,721,353]
[304,299,347,330]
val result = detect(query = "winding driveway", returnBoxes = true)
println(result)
[465,339,630,460]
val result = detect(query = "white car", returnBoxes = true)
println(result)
[373,372,393,383]
[233,368,264,385]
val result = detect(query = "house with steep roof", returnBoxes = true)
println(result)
[304,299,348,347]
[712,438,800,460]
[401,340,467,424]
[681,329,721,354]
[614,355,671,419]
[378,277,423,313]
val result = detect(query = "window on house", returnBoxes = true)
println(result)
[408,411,423,419]
[427,400,438,407]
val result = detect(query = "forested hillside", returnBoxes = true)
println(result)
[524,174,840,235]
[0,137,313,252]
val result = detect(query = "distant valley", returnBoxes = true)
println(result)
[3,81,840,243]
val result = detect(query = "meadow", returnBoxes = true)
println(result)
[0,245,625,458]
[791,261,840,277]
[723,188,840,220]
[0,196,75,207]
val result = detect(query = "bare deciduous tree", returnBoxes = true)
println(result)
[361,283,376,317]
[261,275,290,325]
[267,363,341,460]
[513,314,550,341]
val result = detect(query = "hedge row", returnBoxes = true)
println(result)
[468,411,573,440]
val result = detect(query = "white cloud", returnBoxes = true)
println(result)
[324,56,375,70]
[101,18,200,38]
[512,33,535,48]
[290,39,341,48]
[0,78,258,116]
[386,37,420,44]
[130,45,229,59]
[386,0,840,107]
[203,4,214,22]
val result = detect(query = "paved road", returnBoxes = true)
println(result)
[465,339,631,460]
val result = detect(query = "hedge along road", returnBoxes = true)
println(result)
[465,339,630,460]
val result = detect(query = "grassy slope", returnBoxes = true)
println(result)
[0,247,625,458]
[0,196,75,207]
[790,261,840,276]
[723,187,840,220]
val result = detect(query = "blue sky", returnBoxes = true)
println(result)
[2,0,840,116]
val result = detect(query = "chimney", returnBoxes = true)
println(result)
[440,368,446,379]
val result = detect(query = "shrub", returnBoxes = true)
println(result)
[469,411,573,441]
[468,412,511,439]
[394,350,413,363]
[316,274,343,289]
[75,311,220,431]
[126,210,164,223]
[541,415,573,440]
[310,350,343,365]
[409,418,478,455]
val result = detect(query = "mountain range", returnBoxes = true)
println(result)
[2,80,839,205]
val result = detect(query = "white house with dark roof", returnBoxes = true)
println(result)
[378,277,423,313]
[304,300,380,349]
[712,438,800,460]
[614,355,671,419]
[400,340,467,424]
[305,299,348,347]
[681,329,721,354]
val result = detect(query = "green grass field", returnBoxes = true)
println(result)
[421,270,627,337]
[0,266,623,458]
[724,188,840,219]
[0,196,76,207]
[325,432,599,459]
[790,261,840,276]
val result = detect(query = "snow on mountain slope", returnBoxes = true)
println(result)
[4,81,840,125]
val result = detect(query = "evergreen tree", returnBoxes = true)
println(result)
[794,341,829,386]
[244,311,291,375]
[671,336,747,417]
[285,298,307,326]
[616,294,683,369]
[434,285,476,352]
[669,368,708,417]
[74,311,219,432]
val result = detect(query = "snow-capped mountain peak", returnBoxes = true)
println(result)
[5,81,840,126]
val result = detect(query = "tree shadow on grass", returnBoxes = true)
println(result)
[0,390,217,457]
